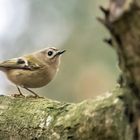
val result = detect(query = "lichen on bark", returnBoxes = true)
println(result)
[0,88,128,140]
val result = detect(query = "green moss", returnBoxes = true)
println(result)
[0,88,129,139]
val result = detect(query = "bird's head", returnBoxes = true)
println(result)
[37,47,66,67]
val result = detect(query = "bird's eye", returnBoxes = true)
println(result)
[17,59,25,64]
[48,51,53,56]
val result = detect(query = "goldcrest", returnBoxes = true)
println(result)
[0,47,65,97]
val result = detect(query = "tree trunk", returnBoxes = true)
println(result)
[100,0,140,139]
[0,0,140,139]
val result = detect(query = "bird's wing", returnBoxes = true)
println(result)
[0,56,44,70]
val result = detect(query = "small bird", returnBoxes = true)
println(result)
[0,47,65,97]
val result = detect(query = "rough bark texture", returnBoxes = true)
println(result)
[101,0,140,139]
[0,88,127,140]
[0,0,140,139]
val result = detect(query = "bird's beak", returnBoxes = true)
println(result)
[55,50,66,57]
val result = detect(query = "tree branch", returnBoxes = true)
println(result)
[0,88,127,140]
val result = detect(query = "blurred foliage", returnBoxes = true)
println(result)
[0,0,119,102]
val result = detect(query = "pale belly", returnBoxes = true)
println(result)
[6,68,56,88]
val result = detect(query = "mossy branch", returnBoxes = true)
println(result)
[0,88,128,140]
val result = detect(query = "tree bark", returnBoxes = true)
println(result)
[100,0,140,139]
[0,88,127,140]
[0,0,140,139]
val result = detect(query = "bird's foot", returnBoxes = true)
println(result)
[25,95,44,99]
[11,93,25,98]
[23,87,44,98]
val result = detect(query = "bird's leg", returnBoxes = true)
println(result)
[24,87,42,98]
[17,86,24,96]
[12,86,25,97]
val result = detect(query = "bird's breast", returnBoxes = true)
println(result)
[6,67,57,88]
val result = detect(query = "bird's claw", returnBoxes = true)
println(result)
[25,95,44,99]
[11,93,25,98]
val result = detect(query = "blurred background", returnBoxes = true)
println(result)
[0,0,119,102]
